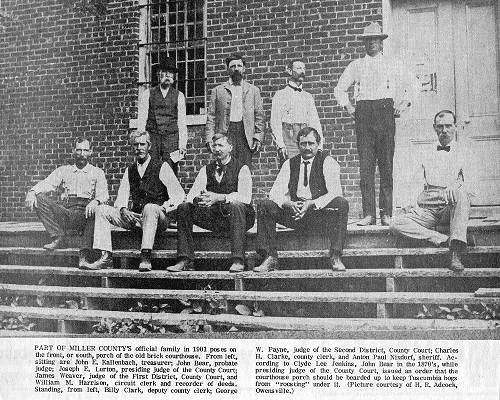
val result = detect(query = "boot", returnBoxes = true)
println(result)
[167,258,195,272]
[329,252,346,271]
[229,258,245,273]
[139,250,152,272]
[448,251,465,273]
[357,215,376,226]
[80,251,113,270]
[43,235,67,251]
[78,249,91,269]
[253,256,279,273]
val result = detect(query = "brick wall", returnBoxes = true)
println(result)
[0,0,382,221]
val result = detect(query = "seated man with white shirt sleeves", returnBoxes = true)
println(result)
[271,59,323,161]
[390,110,474,272]
[169,133,255,273]
[81,131,185,272]
[254,127,349,272]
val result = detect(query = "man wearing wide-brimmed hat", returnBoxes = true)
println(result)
[334,22,417,227]
[137,54,188,176]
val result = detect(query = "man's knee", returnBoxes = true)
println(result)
[389,215,408,234]
[177,202,192,215]
[142,203,163,217]
[332,197,349,214]
[257,199,278,217]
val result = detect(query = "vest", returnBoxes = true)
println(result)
[288,151,328,201]
[145,86,179,140]
[128,159,170,213]
[206,157,244,195]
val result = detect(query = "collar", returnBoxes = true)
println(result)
[72,163,90,173]
[287,81,303,92]
[137,155,151,169]
[217,155,232,166]
[300,155,315,164]
[159,86,170,96]
[364,52,384,60]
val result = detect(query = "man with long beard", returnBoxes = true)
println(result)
[205,54,265,166]
[271,59,323,162]
[137,55,187,176]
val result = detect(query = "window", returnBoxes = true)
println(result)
[138,0,206,116]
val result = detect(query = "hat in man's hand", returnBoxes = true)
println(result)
[158,54,178,73]
[359,22,388,40]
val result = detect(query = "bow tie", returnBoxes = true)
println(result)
[437,145,450,152]
[216,163,225,175]
[288,84,302,92]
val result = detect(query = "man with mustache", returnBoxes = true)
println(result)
[334,22,417,226]
[271,59,323,162]
[25,138,109,267]
[169,133,255,273]
[254,127,349,272]
[81,131,185,271]
[390,110,474,272]
[137,55,187,175]
[205,54,265,166]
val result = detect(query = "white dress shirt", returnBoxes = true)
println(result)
[114,155,185,211]
[31,163,109,204]
[269,155,343,209]
[137,87,188,150]
[228,81,243,122]
[186,157,252,204]
[334,53,417,108]
[270,82,323,149]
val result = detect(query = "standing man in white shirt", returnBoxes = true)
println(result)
[137,55,188,176]
[169,133,255,273]
[390,110,472,272]
[271,59,323,162]
[81,131,185,272]
[25,137,108,260]
[334,22,416,226]
[254,127,349,272]
[205,54,265,166]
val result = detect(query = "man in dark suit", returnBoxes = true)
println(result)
[254,127,349,272]
[169,133,255,273]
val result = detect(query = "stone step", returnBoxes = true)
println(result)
[2,283,500,305]
[0,305,497,332]
[1,264,499,280]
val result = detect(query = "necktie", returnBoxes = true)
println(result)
[303,161,310,187]
[437,145,450,152]
[216,162,224,176]
[288,84,302,92]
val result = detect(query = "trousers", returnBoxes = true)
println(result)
[390,186,470,247]
[256,197,349,257]
[177,201,255,261]
[35,193,93,239]
[150,132,179,175]
[87,203,171,252]
[355,98,396,217]
[227,121,253,167]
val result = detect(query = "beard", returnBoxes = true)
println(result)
[231,70,243,85]
[160,79,172,89]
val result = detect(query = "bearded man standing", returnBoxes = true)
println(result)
[205,54,265,166]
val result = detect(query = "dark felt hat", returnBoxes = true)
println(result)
[157,54,178,73]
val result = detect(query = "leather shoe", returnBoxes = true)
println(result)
[229,259,245,273]
[357,216,376,226]
[78,249,91,269]
[80,251,113,270]
[380,215,391,226]
[448,251,465,272]
[167,258,195,272]
[253,256,278,273]
[139,252,152,272]
[43,236,67,251]
[329,253,346,271]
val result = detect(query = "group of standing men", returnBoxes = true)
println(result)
[25,22,473,273]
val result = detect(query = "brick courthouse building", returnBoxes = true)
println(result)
[1,0,499,221]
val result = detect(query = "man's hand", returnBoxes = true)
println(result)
[179,148,187,158]
[278,147,288,163]
[205,142,213,153]
[344,103,355,118]
[283,200,302,218]
[85,199,99,218]
[120,207,140,225]
[294,199,315,220]
[443,182,462,205]
[394,100,410,118]
[251,138,261,153]
[196,191,225,207]
[25,191,37,211]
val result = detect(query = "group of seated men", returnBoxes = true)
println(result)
[25,108,472,273]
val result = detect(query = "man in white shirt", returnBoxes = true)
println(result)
[137,55,188,176]
[390,110,472,272]
[81,131,185,272]
[205,54,265,166]
[334,22,417,226]
[254,127,349,272]
[271,59,323,161]
[169,133,255,273]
